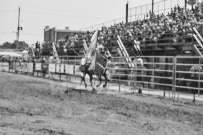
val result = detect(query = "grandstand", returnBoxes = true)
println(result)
[37,0,203,59]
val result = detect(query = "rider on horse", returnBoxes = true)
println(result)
[79,41,112,91]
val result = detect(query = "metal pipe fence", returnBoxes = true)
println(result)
[0,55,202,100]
[129,0,185,21]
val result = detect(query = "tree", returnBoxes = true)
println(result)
[0,41,28,49]
[14,41,28,50]
[1,42,12,49]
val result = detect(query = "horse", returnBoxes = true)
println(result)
[79,49,112,91]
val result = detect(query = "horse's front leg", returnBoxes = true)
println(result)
[82,72,87,88]
[88,72,95,91]
[80,72,84,84]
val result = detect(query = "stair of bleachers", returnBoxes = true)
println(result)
[194,44,203,57]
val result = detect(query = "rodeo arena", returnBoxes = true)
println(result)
[1,0,203,135]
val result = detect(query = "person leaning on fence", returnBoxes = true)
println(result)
[129,58,143,94]
[129,58,137,87]
[136,58,144,94]
[41,57,47,77]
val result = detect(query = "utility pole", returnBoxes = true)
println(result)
[17,7,20,42]
[17,7,23,48]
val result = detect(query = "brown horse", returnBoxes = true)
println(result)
[79,50,112,91]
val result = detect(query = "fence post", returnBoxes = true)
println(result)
[135,56,138,91]
[74,56,77,82]
[172,56,177,100]
[118,57,121,92]
[118,80,120,92]
[69,57,72,82]
[198,57,201,96]
[152,56,155,90]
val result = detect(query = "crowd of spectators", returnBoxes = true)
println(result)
[37,5,203,56]
[84,5,203,50]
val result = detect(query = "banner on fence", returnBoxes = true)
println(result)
[56,64,60,73]
[56,64,64,73]
[74,65,81,75]
[35,63,41,71]
[60,64,64,73]
[15,62,20,72]
[9,62,16,71]
[22,62,28,72]
[65,64,74,74]
[49,63,55,73]
[0,62,2,71]
[2,62,9,72]
[42,63,48,72]
[28,63,33,73]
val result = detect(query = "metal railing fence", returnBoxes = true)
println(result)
[0,55,202,99]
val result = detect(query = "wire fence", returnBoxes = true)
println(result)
[81,0,186,31]
[129,0,185,21]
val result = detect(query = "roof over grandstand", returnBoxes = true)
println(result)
[0,49,24,57]
[0,52,22,57]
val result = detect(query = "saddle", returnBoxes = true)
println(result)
[79,62,91,72]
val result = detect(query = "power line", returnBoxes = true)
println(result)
[22,9,113,20]
[0,9,17,13]
[21,5,120,16]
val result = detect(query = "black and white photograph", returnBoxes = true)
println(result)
[0,0,203,134]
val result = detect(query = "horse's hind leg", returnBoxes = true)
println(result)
[103,73,108,88]
[82,73,87,88]
[96,76,102,87]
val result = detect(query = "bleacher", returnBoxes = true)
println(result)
[37,4,203,58]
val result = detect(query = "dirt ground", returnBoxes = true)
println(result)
[0,72,203,135]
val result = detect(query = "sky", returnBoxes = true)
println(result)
[0,0,186,45]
